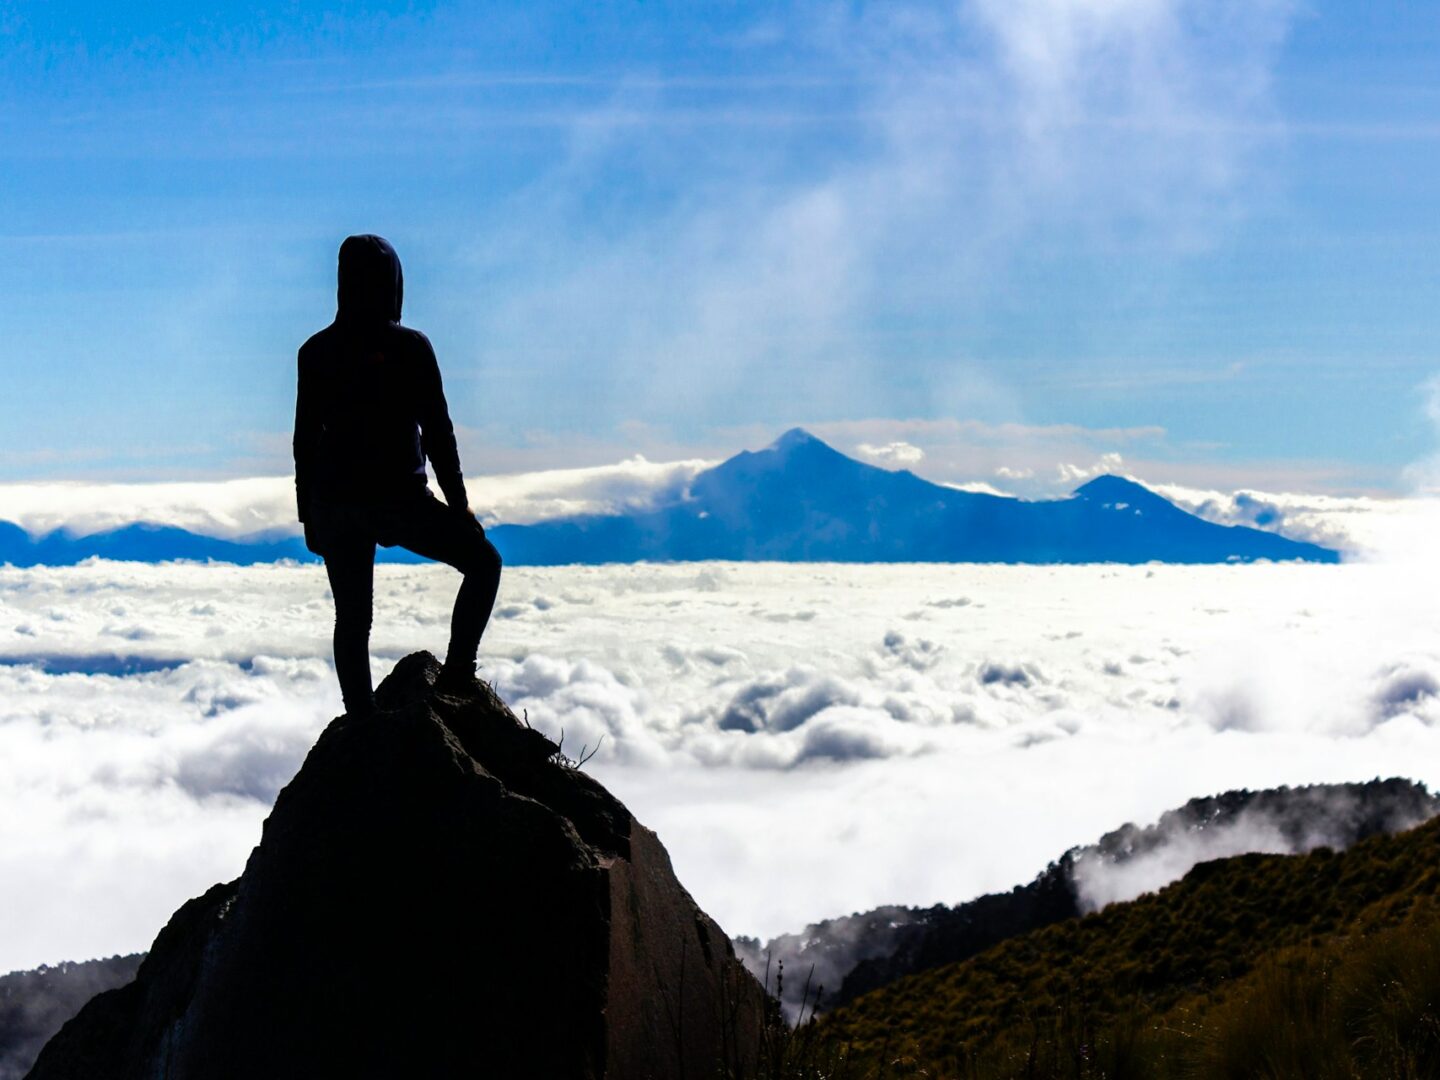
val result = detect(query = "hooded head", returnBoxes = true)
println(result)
[336,234,404,324]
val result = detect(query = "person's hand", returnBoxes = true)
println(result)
[448,503,486,536]
[303,519,325,556]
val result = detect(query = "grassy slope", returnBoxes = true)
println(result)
[818,815,1440,1077]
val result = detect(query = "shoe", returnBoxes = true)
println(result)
[434,662,481,697]
[343,692,378,718]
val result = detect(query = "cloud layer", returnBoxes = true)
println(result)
[0,456,713,540]
[5,555,1440,972]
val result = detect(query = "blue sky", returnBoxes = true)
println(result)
[2,0,1438,493]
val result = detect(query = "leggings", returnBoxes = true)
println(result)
[319,494,502,714]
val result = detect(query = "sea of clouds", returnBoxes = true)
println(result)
[5,548,1440,974]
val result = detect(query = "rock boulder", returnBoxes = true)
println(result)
[29,653,767,1079]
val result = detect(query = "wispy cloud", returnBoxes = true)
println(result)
[456,0,1298,434]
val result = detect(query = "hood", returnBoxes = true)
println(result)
[336,234,403,324]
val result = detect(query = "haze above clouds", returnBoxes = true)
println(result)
[5,557,1440,971]
[8,0,1436,488]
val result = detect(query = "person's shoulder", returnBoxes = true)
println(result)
[388,325,438,368]
[298,324,339,362]
[391,324,434,352]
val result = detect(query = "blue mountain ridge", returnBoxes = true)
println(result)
[485,428,1337,565]
[0,429,1338,567]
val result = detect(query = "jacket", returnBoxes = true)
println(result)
[292,234,468,521]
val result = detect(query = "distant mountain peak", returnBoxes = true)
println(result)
[767,427,823,453]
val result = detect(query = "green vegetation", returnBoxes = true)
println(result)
[742,815,1440,1078]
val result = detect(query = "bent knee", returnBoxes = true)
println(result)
[480,538,502,576]
[459,536,502,578]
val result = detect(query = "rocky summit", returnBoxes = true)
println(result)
[29,653,767,1079]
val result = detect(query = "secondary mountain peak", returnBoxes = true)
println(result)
[1072,473,1164,504]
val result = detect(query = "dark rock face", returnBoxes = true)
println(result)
[0,956,143,1080]
[29,653,766,1079]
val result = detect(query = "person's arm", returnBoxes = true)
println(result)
[415,333,470,513]
[293,348,322,525]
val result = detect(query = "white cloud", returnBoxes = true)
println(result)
[1068,781,1439,913]
[855,441,925,467]
[6,554,1440,970]
[0,456,714,539]
[0,477,299,541]
[1401,374,1440,496]
[1154,481,1439,560]
[944,480,1013,496]
[1057,452,1125,484]
[471,456,712,528]
[806,418,1171,497]
[1072,814,1296,913]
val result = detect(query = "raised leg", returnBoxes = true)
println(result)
[445,539,503,671]
[389,496,503,679]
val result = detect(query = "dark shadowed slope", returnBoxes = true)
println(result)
[0,957,142,1080]
[0,524,312,567]
[0,526,427,567]
[20,780,1431,1070]
[1,430,1337,567]
[28,655,766,1080]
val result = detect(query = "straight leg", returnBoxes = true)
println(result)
[324,538,378,715]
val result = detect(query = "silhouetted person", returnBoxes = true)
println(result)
[294,234,502,715]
